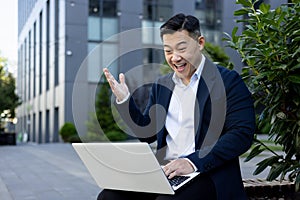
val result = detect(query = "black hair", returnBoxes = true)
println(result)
[160,13,201,40]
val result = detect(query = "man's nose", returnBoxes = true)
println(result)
[171,53,181,62]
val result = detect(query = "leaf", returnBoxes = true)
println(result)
[292,36,300,43]
[290,62,300,71]
[259,3,271,14]
[288,75,300,84]
[231,27,239,43]
[275,7,281,15]
[234,8,249,16]
[245,24,256,31]
[292,47,300,58]
[254,156,279,175]
[271,65,287,71]
[222,32,232,41]
[291,29,300,36]
[242,29,257,38]
[271,114,276,124]
[295,172,300,184]
[267,164,287,181]
[236,0,252,7]
[232,26,239,37]
[244,145,265,162]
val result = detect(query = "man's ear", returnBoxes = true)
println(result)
[198,36,205,50]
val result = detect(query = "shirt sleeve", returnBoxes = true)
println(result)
[183,158,198,172]
[116,92,130,104]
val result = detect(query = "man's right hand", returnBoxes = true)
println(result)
[103,68,130,102]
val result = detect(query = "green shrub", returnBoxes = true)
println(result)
[203,42,234,70]
[59,122,81,143]
[86,80,128,142]
[105,130,128,141]
[225,0,300,190]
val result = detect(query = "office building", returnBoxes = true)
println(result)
[17,0,286,143]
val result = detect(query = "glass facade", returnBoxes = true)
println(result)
[143,0,172,22]
[142,0,171,67]
[195,0,223,45]
[19,0,273,143]
[88,0,119,82]
[17,0,62,143]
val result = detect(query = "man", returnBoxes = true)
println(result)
[98,13,255,200]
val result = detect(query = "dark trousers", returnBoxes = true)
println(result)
[97,174,217,200]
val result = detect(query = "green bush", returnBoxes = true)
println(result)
[59,122,81,143]
[225,0,300,190]
[105,130,128,141]
[203,42,234,70]
[86,80,128,142]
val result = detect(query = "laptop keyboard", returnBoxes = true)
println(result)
[168,176,189,186]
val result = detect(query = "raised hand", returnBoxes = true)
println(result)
[103,68,130,102]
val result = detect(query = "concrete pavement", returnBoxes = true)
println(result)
[0,142,271,200]
[0,143,100,200]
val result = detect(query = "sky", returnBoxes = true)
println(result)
[0,0,18,75]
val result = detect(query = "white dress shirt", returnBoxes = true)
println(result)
[165,55,205,160]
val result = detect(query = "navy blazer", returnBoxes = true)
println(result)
[115,59,256,199]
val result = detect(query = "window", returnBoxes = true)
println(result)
[33,22,36,96]
[53,107,59,142]
[88,0,119,41]
[46,1,50,91]
[39,11,43,94]
[142,0,171,63]
[54,0,59,86]
[194,0,222,44]
[88,0,119,82]
[143,0,172,22]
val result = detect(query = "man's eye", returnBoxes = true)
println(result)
[178,48,186,52]
[164,50,172,54]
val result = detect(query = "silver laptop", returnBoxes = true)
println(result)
[72,142,199,195]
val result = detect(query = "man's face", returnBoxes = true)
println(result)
[162,30,204,84]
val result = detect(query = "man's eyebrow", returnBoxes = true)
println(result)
[176,41,188,47]
[163,41,188,48]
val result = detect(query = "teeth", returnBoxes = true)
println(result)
[175,64,185,67]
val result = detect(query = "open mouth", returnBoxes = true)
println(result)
[174,63,187,72]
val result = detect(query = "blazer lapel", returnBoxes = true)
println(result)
[158,74,175,109]
[194,59,217,148]
[156,74,174,150]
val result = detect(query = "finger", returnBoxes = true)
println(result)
[103,71,110,81]
[163,167,170,176]
[105,74,118,87]
[103,68,111,79]
[106,79,115,90]
[103,68,108,73]
[162,166,168,173]
[163,166,173,177]
[102,68,112,78]
[163,162,172,173]
[119,73,126,85]
[168,170,177,179]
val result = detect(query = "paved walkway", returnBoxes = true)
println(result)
[0,142,271,200]
[0,143,100,200]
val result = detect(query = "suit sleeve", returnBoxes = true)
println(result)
[113,82,159,144]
